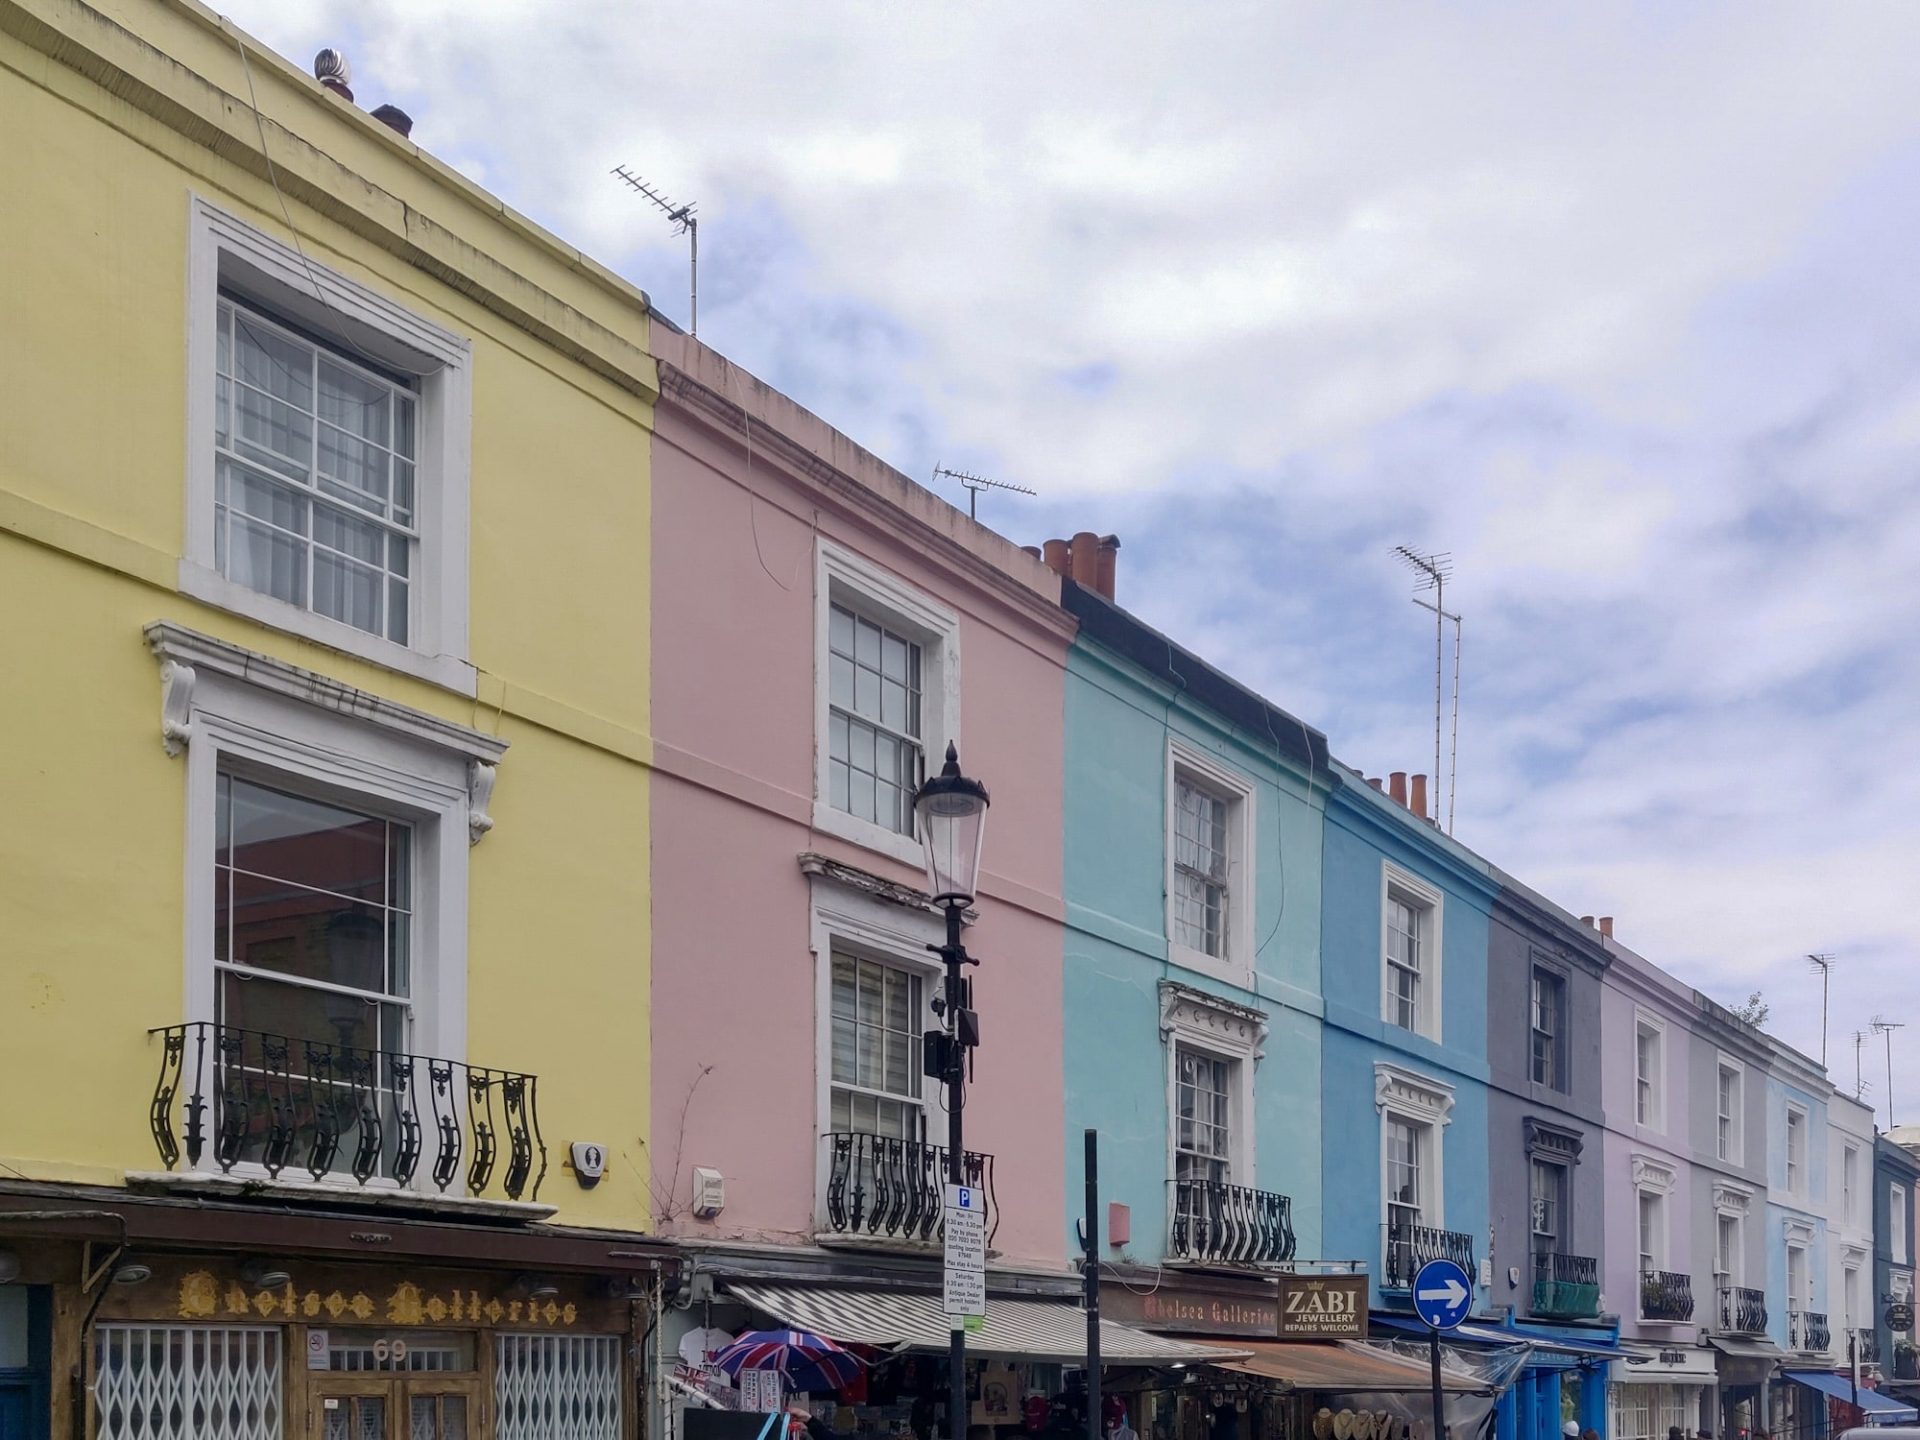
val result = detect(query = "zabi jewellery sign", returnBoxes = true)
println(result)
[1275,1275,1367,1339]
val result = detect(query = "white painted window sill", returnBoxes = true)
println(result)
[810,799,926,872]
[179,562,477,697]
[126,1168,557,1222]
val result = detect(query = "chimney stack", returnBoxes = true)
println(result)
[1388,772,1408,807]
[1037,533,1121,601]
[1366,777,1383,791]
[1579,916,1595,928]
[1598,916,1614,939]
[371,104,414,137]
[1409,774,1428,821]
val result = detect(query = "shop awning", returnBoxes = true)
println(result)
[1372,1317,1623,1360]
[727,1284,1245,1365]
[1215,1342,1482,1394]
[1783,1372,1919,1420]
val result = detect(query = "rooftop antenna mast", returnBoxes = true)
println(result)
[1854,1030,1871,1102]
[1872,1017,1906,1128]
[611,165,699,338]
[931,465,1036,521]
[1807,954,1836,1067]
[1393,547,1460,833]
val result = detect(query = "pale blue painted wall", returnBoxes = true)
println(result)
[1764,1073,1832,1350]
[1061,635,1327,1265]
[1320,774,1498,1309]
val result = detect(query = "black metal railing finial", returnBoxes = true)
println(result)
[822,1132,997,1245]
[150,1022,547,1202]
[1168,1179,1297,1267]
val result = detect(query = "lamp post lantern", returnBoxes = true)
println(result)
[915,743,989,1440]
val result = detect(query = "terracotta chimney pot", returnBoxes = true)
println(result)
[1020,545,1042,560]
[1095,535,1120,600]
[1409,774,1428,821]
[1366,777,1383,791]
[1598,916,1614,938]
[1070,530,1100,587]
[1579,916,1595,928]
[1388,772,1408,807]
[1042,538,1071,577]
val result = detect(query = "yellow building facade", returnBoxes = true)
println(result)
[0,1,663,1434]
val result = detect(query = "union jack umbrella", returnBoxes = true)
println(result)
[709,1329,866,1395]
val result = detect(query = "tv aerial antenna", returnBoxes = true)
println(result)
[611,166,699,337]
[1853,1030,1873,1102]
[932,465,1036,520]
[1872,1016,1906,1127]
[1807,954,1835,1066]
[1393,547,1461,834]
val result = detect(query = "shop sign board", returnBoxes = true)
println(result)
[1100,1281,1277,1337]
[1275,1275,1368,1339]
[943,1184,987,1320]
[740,1369,783,1413]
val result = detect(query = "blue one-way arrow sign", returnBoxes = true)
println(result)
[1412,1258,1472,1331]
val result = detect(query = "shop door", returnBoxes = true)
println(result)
[312,1376,482,1440]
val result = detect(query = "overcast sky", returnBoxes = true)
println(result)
[229,1,1920,1121]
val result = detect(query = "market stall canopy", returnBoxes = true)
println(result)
[1705,1335,1785,1388]
[1782,1372,1919,1421]
[1215,1342,1482,1394]
[1372,1317,1624,1361]
[726,1284,1245,1365]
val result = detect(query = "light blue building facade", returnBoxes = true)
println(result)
[1059,579,1332,1317]
[1318,767,1497,1311]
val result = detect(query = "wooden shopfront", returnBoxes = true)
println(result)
[86,1254,637,1440]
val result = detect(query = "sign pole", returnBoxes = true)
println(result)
[1085,1129,1101,1440]
[1411,1257,1470,1440]
[1428,1328,1444,1440]
[943,901,967,1440]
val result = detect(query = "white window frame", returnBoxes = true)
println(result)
[1637,1188,1666,1273]
[1376,1063,1454,1229]
[1633,1010,1666,1133]
[812,539,960,869]
[1379,863,1444,1041]
[1894,1184,1911,1266]
[1843,1144,1860,1226]
[1714,1185,1751,1289]
[1787,1241,1810,1316]
[1786,1103,1809,1199]
[1159,986,1265,1201]
[183,197,474,695]
[148,623,502,1194]
[1717,1057,1744,1164]
[807,871,946,1219]
[1843,1259,1864,1330]
[1164,738,1256,984]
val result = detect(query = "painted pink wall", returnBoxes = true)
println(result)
[648,337,1072,1273]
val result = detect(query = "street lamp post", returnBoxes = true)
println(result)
[915,743,990,1440]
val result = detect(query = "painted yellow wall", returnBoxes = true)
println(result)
[0,0,655,1228]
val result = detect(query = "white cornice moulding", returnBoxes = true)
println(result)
[1375,1061,1456,1125]
[1158,980,1270,1064]
[145,622,506,844]
[1714,1183,1753,1215]
[1632,1155,1677,1194]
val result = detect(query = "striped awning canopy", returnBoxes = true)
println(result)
[727,1284,1247,1365]
[1217,1342,1483,1394]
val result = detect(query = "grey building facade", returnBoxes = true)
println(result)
[1486,875,1610,1325]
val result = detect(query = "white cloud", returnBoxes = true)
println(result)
[222,0,1920,1120]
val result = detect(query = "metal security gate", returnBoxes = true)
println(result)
[493,1334,621,1440]
[94,1325,282,1440]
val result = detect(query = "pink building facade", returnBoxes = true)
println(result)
[646,332,1075,1347]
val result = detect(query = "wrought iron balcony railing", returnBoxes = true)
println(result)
[1167,1178,1297,1267]
[1381,1220,1477,1292]
[821,1132,998,1246]
[1788,1310,1831,1353]
[150,1022,546,1201]
[1639,1268,1696,1322]
[1718,1284,1768,1335]
[1531,1251,1600,1319]
[1858,1328,1882,1365]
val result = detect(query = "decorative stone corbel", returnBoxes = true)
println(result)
[468,761,497,844]
[159,659,196,756]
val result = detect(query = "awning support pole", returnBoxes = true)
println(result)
[1085,1129,1101,1440]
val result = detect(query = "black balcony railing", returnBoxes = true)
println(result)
[1719,1284,1768,1335]
[1381,1220,1477,1292]
[1788,1310,1831,1353]
[1858,1329,1882,1365]
[1532,1251,1600,1319]
[1893,1344,1918,1381]
[1168,1179,1297,1267]
[150,1022,546,1201]
[822,1132,998,1246]
[1640,1269,1696,1322]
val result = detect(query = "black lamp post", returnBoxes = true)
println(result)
[914,742,989,1440]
